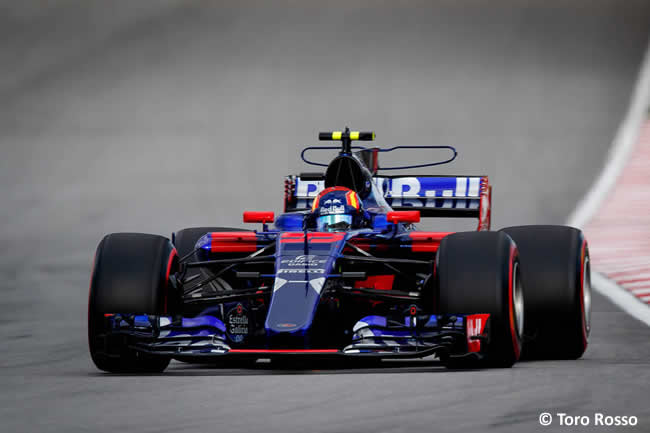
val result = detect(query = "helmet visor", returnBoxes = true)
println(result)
[316,214,353,232]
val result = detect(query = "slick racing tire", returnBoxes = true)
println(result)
[500,225,590,360]
[436,232,523,368]
[88,233,179,373]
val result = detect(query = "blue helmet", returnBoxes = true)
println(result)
[311,187,365,232]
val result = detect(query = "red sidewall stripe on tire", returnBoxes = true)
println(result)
[163,247,178,314]
[508,243,521,360]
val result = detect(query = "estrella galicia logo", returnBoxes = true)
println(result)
[226,303,249,343]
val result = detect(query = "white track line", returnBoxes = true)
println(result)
[592,273,650,326]
[567,40,650,327]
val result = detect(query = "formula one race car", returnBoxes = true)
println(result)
[88,129,591,373]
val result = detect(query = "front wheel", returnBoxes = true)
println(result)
[88,233,178,373]
[436,231,523,368]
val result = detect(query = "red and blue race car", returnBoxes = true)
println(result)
[88,129,591,372]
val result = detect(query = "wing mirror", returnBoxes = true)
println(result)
[386,211,420,224]
[243,211,275,229]
[243,211,275,223]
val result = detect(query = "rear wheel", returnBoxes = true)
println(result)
[436,231,523,368]
[88,233,178,373]
[500,225,590,360]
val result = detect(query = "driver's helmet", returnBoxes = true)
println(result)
[311,187,365,232]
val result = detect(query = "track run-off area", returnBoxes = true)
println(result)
[585,119,650,308]
[1,2,650,432]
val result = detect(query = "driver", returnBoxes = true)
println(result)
[311,187,368,232]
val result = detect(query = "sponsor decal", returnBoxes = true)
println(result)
[281,255,327,267]
[276,323,297,328]
[296,179,324,197]
[297,177,482,198]
[319,198,345,215]
[295,177,485,210]
[409,305,418,328]
[226,303,249,343]
[470,318,481,335]
[278,268,325,274]
[466,314,489,352]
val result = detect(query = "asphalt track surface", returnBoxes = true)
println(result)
[1,1,650,432]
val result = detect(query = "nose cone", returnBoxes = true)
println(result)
[265,276,326,335]
[265,232,346,343]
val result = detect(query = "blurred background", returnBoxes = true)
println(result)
[1,1,649,432]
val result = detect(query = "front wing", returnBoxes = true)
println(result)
[98,313,492,362]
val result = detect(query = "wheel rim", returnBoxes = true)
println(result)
[583,257,592,335]
[512,262,525,338]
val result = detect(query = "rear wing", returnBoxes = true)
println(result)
[284,174,492,230]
